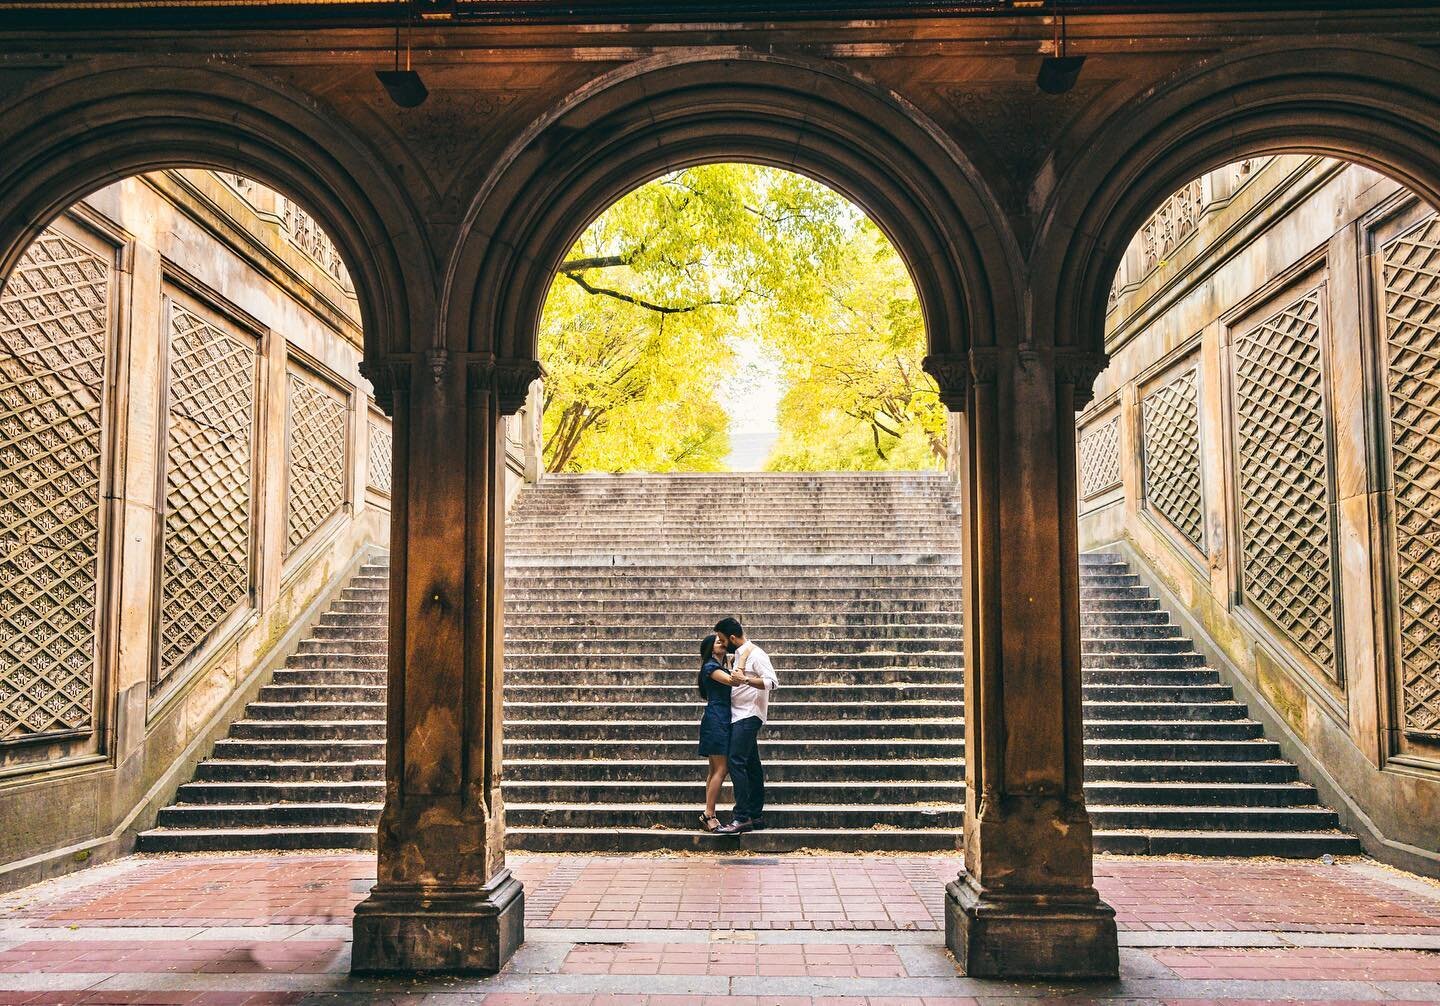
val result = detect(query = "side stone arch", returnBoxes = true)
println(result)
[1032,37,1440,359]
[443,49,1023,403]
[0,55,434,365]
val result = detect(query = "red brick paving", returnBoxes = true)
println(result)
[0,940,346,974]
[1152,947,1440,981]
[6,855,1438,936]
[1095,861,1440,934]
[560,943,908,977]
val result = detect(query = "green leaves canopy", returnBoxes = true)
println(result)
[537,163,942,473]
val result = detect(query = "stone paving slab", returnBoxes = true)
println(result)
[0,853,1437,1004]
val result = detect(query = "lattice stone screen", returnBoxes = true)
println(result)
[1380,214,1440,735]
[1079,414,1122,499]
[1141,369,1205,550]
[367,418,392,497]
[1232,289,1338,681]
[286,371,348,551]
[0,228,109,741]
[158,301,256,680]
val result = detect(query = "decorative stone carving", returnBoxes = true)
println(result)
[922,353,969,411]
[360,358,412,415]
[1078,415,1122,500]
[0,227,108,742]
[1141,367,1205,550]
[467,357,543,415]
[285,370,348,551]
[1379,213,1440,735]
[1233,289,1338,681]
[1140,178,1206,272]
[1057,350,1109,409]
[279,195,352,291]
[158,301,256,681]
[367,418,393,497]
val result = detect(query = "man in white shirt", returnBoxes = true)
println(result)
[712,616,778,835]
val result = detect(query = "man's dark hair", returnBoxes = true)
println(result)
[714,617,744,638]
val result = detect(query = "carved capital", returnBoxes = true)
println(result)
[465,356,542,415]
[494,358,543,415]
[922,353,969,411]
[360,357,413,415]
[968,346,1005,385]
[1056,349,1109,410]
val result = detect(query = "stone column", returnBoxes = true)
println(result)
[925,347,1118,979]
[351,351,540,975]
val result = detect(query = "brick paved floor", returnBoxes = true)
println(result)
[1,853,1438,1004]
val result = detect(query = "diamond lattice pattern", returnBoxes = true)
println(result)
[1079,414,1122,499]
[286,372,347,550]
[159,302,255,679]
[1381,214,1440,734]
[0,229,108,741]
[367,419,392,496]
[1234,290,1337,679]
[1141,369,1205,550]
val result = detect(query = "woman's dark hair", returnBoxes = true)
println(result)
[699,633,720,697]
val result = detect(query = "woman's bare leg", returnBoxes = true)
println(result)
[705,755,728,817]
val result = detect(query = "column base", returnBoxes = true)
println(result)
[351,869,524,975]
[946,874,1118,979]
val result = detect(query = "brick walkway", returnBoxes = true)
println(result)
[1,852,1438,1004]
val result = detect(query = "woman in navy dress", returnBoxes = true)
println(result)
[698,632,739,833]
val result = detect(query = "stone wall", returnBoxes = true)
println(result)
[1079,155,1440,873]
[0,170,392,889]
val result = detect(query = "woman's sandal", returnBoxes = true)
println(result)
[699,813,721,833]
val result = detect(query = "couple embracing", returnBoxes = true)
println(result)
[697,617,778,835]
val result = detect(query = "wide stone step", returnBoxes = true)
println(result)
[503,758,963,783]
[508,612,966,628]
[175,780,385,804]
[503,667,962,685]
[505,780,963,804]
[503,738,964,760]
[505,598,965,614]
[503,700,959,722]
[505,802,964,831]
[271,668,388,686]
[503,718,963,741]
[211,737,385,760]
[1088,805,1341,831]
[505,638,962,657]
[229,720,384,740]
[296,638,387,656]
[137,826,376,853]
[245,701,386,722]
[505,623,965,642]
[155,802,382,829]
[503,684,965,704]
[503,653,965,670]
[194,759,385,782]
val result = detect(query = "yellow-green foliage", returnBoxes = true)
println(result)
[537,163,938,473]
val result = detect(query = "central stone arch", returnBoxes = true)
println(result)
[443,50,1022,370]
[356,49,1124,980]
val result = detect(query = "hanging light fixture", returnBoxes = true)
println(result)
[1037,0,1085,94]
[376,0,429,107]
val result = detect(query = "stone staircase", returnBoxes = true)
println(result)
[137,472,1360,858]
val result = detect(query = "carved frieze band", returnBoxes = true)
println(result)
[923,348,1107,412]
[0,227,109,742]
[362,354,540,417]
[158,300,256,682]
[1233,289,1338,683]
[1380,213,1440,736]
[1078,414,1122,500]
[1141,367,1205,550]
[285,370,348,552]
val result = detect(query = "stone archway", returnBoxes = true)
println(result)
[356,50,1123,980]
[0,55,430,365]
[1032,38,1440,359]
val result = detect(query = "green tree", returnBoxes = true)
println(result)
[537,162,939,473]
